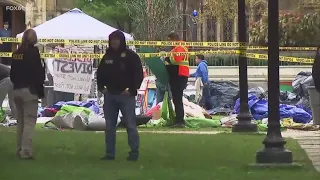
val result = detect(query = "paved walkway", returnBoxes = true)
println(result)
[283,130,320,172]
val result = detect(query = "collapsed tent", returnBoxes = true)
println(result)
[233,94,312,123]
[207,81,239,113]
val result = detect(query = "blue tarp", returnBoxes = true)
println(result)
[234,94,312,123]
[51,100,100,114]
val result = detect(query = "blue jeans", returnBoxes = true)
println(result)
[103,93,139,158]
[156,85,172,104]
[200,84,211,110]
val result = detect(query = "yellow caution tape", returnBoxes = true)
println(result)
[0,50,238,59]
[242,53,314,64]
[1,50,314,64]
[0,37,317,50]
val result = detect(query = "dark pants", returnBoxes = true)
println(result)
[169,76,188,124]
[200,84,211,110]
[103,93,139,158]
[156,85,172,104]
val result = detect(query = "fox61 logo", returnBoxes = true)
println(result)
[5,6,36,11]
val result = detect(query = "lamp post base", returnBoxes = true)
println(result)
[249,162,301,168]
[232,113,258,132]
[256,147,293,164]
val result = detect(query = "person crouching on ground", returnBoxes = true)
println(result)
[10,29,45,160]
[190,54,211,109]
[97,30,144,161]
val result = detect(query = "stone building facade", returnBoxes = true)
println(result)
[0,0,75,38]
[180,0,301,42]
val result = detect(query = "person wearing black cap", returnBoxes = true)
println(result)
[97,30,143,161]
[0,22,12,65]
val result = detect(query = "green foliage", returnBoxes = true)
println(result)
[201,0,238,20]
[249,12,320,46]
[121,0,180,40]
[75,0,131,31]
[296,0,320,12]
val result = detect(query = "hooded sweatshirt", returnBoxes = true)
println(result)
[190,60,209,84]
[97,30,144,96]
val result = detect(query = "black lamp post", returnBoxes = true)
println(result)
[232,0,257,132]
[255,0,293,164]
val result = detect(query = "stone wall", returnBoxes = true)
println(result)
[1,0,75,28]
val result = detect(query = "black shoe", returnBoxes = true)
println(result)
[171,123,185,128]
[126,154,139,161]
[100,156,115,160]
[19,156,34,160]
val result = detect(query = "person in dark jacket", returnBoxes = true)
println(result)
[10,29,45,160]
[0,63,16,119]
[97,30,143,161]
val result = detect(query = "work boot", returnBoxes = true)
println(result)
[100,156,115,161]
[126,152,139,161]
[19,156,34,160]
[171,123,185,128]
[18,151,34,160]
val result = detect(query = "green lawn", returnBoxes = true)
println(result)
[0,127,319,180]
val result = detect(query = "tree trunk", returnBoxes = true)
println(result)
[128,20,133,33]
[116,22,124,31]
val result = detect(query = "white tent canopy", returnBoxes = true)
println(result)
[16,8,134,41]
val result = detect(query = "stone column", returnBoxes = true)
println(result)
[33,0,43,26]
[233,17,238,42]
[42,0,46,22]
[216,18,223,41]
[197,22,201,41]
[25,0,35,28]
[202,18,207,41]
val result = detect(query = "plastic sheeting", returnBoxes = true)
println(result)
[44,105,120,130]
[233,94,312,123]
[207,81,239,113]
[184,117,221,128]
[292,71,314,97]
[51,100,100,114]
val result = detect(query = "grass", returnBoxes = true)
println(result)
[37,123,232,132]
[136,126,231,132]
[0,127,319,180]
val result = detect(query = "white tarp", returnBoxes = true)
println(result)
[16,8,134,41]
